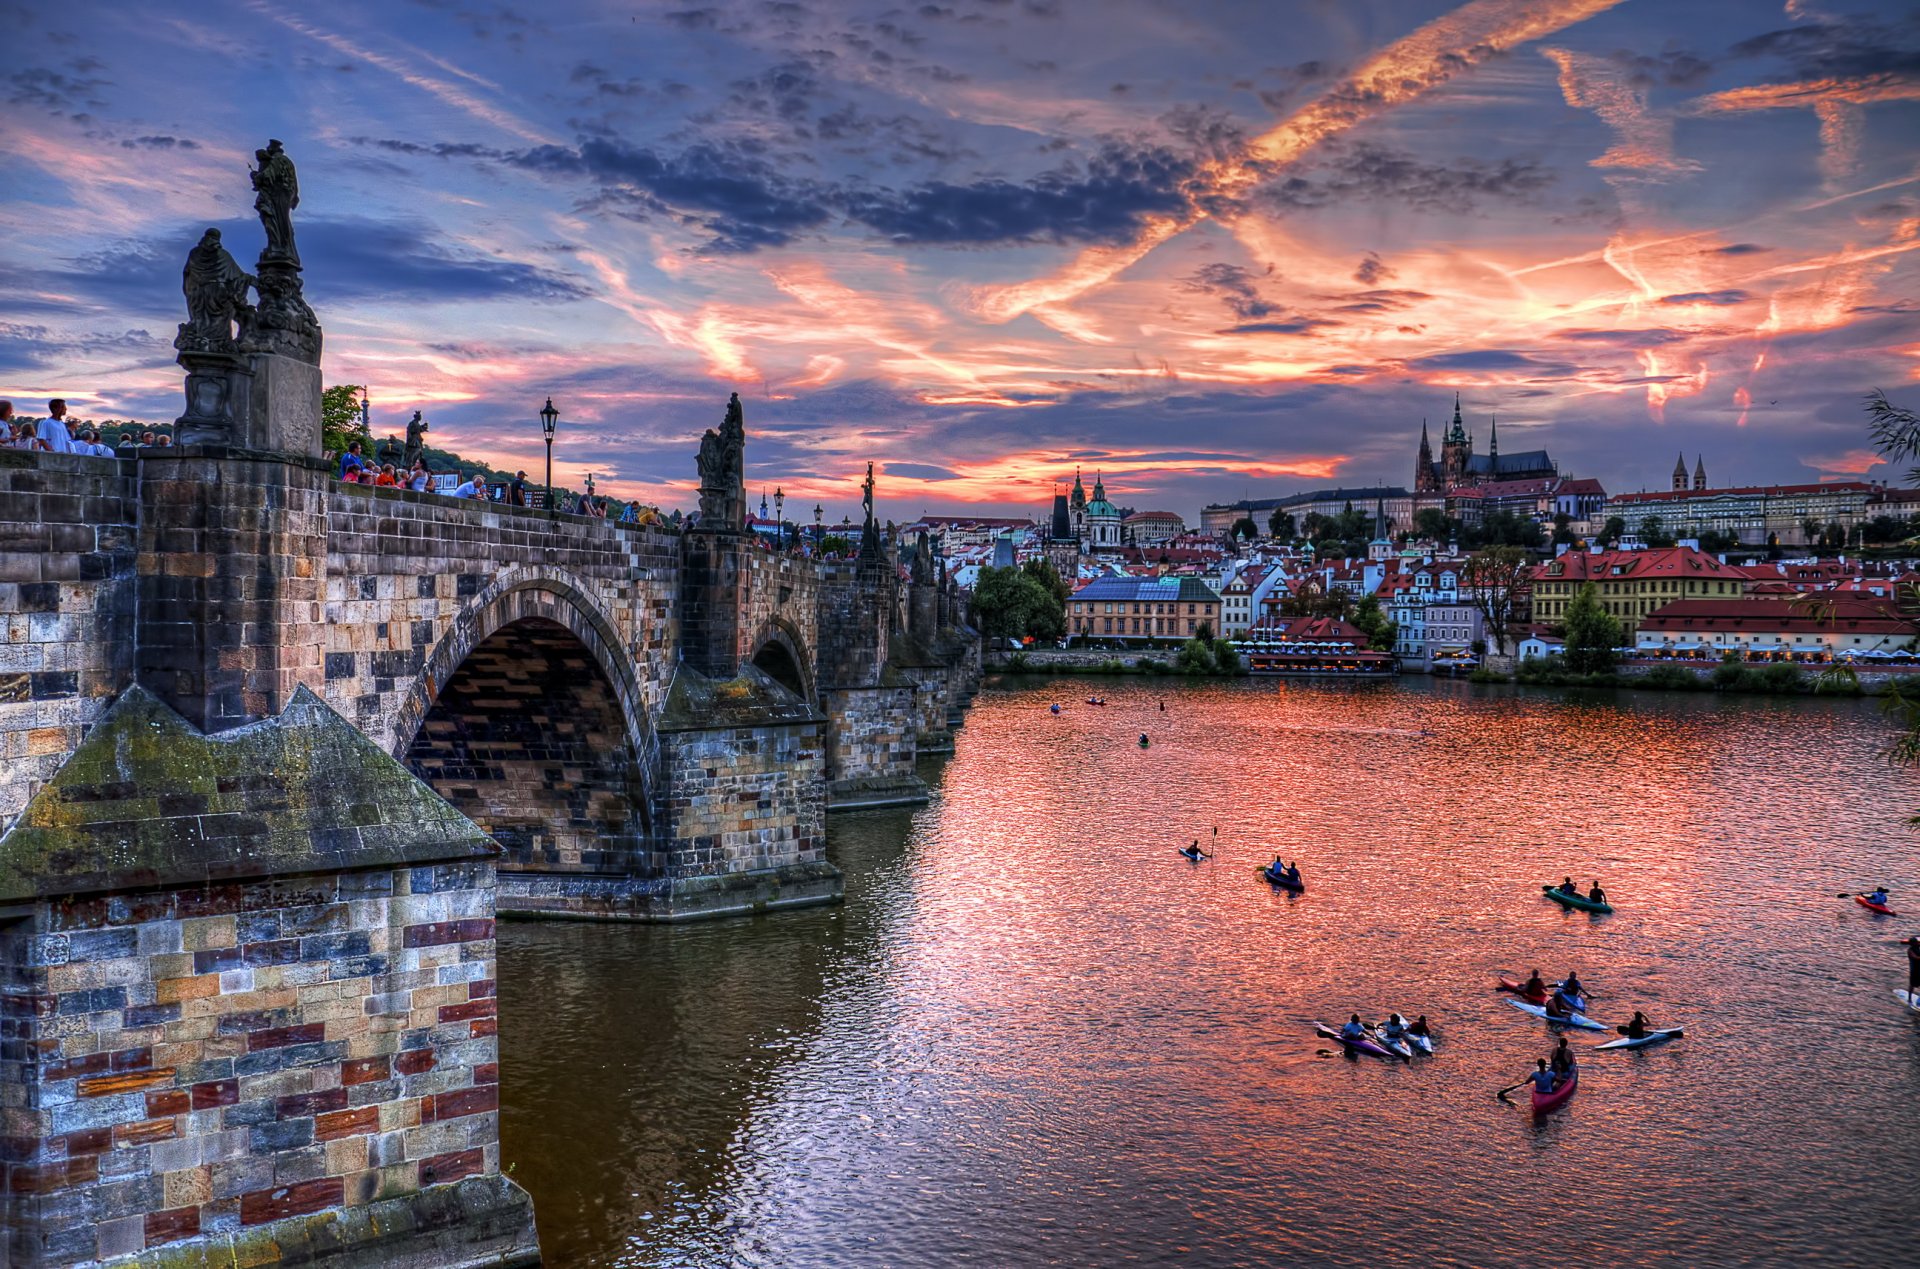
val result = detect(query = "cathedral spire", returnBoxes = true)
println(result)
[1446,393,1467,444]
[1488,414,1499,460]
[1673,452,1688,492]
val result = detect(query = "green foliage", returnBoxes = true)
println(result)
[1696,529,1741,555]
[1174,636,1244,677]
[1562,582,1620,675]
[1637,515,1677,548]
[1350,593,1397,652]
[322,384,370,460]
[819,533,853,555]
[1815,666,1865,696]
[1638,664,1701,691]
[972,565,1065,642]
[1003,651,1030,673]
[1467,666,1510,684]
[1231,517,1258,541]
[1460,510,1544,551]
[1020,556,1071,607]
[1412,507,1453,543]
[1759,663,1805,694]
[1550,513,1576,546]
[1601,516,1627,544]
[1268,509,1296,540]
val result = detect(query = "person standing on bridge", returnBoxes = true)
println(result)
[509,470,529,507]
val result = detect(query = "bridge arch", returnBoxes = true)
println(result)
[746,616,816,706]
[394,568,658,875]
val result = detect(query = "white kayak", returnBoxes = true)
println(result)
[1506,998,1609,1032]
[1371,1028,1413,1059]
[1897,989,1920,1012]
[1395,1011,1434,1054]
[1594,1027,1684,1051]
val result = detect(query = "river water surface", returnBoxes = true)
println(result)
[499,677,1919,1267]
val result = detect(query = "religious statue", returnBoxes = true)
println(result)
[251,138,300,265]
[402,410,428,466]
[695,391,747,527]
[857,461,881,560]
[861,462,875,527]
[175,228,255,353]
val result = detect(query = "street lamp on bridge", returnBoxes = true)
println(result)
[774,487,785,549]
[539,398,559,510]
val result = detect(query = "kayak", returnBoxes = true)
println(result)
[1897,989,1919,1012]
[1372,1028,1413,1059]
[1497,976,1549,1005]
[1532,1069,1578,1115]
[1594,1028,1684,1051]
[1314,1023,1393,1059]
[1506,998,1609,1032]
[1178,850,1206,862]
[1405,1029,1434,1055]
[1544,885,1614,914]
[1552,988,1589,1014]
[1854,896,1898,916]
[1260,866,1305,892]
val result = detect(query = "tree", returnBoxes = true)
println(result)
[1268,509,1296,540]
[1462,545,1529,656]
[971,565,1064,642]
[1601,516,1626,544]
[322,384,370,460]
[1412,507,1452,543]
[1350,593,1397,652]
[1021,556,1071,608]
[1301,511,1332,541]
[1698,529,1740,555]
[818,533,852,556]
[1562,581,1621,675]
[1230,516,1258,542]
[1551,512,1576,546]
[1637,515,1676,548]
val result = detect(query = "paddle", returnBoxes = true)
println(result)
[1495,1076,1532,1102]
[1834,887,1893,897]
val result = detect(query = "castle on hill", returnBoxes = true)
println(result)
[1414,394,1557,492]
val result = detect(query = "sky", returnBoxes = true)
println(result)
[2,0,1918,523]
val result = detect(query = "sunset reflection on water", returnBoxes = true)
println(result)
[501,676,1918,1267]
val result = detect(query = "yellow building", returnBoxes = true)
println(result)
[1531,546,1748,636]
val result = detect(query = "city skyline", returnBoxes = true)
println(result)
[3,0,1918,519]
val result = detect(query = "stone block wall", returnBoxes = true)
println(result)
[660,719,825,876]
[741,552,820,674]
[135,450,329,737]
[0,453,137,828]
[322,484,679,758]
[0,862,535,1268]
[814,560,892,691]
[821,684,926,807]
[896,665,955,752]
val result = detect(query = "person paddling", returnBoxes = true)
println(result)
[1340,1014,1367,1041]
[1528,1058,1558,1096]
[1561,970,1586,1002]
[1867,887,1891,908]
[1620,1011,1652,1040]
[1559,875,1576,896]
[1550,1036,1576,1082]
[1181,839,1205,862]
[1906,936,1919,998]
[1409,1015,1432,1040]
[1381,1013,1407,1042]
[1524,969,1548,998]
[1588,880,1607,906]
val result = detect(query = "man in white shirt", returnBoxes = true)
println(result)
[83,429,117,457]
[450,474,482,499]
[38,399,75,454]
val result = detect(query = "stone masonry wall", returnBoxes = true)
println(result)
[0,453,137,829]
[660,719,826,877]
[821,684,924,806]
[741,552,821,683]
[0,862,523,1267]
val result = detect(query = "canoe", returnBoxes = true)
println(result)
[1855,896,1898,916]
[1544,885,1614,914]
[1260,867,1305,892]
[1497,976,1549,1005]
[1314,1023,1393,1059]
[1372,1028,1413,1059]
[1532,1069,1578,1115]
[1594,1028,1684,1051]
[1506,998,1609,1032]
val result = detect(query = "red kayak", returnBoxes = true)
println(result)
[1855,896,1898,916]
[1532,1069,1578,1115]
[1498,976,1549,1005]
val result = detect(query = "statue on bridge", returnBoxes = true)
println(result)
[402,410,428,467]
[251,138,301,265]
[695,392,747,529]
[175,229,255,354]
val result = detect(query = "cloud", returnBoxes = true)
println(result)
[1710,242,1770,255]
[1223,319,1339,335]
[883,462,962,480]
[1543,45,1699,176]
[1353,252,1394,285]
[1260,142,1557,214]
[1404,350,1571,373]
[1180,262,1276,320]
[1659,289,1750,305]
[1730,17,1920,81]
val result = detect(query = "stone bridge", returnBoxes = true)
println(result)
[1,432,979,923]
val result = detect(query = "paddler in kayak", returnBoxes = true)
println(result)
[1867,887,1891,908]
[1619,1011,1652,1040]
[1409,1015,1432,1041]
[1906,937,1919,995]
[1527,1058,1558,1097]
[1550,1036,1577,1082]
[1587,880,1607,906]
[1381,1013,1408,1044]
[1340,1015,1368,1041]
[1180,840,1205,862]
[1560,970,1586,1002]
[1559,875,1576,896]
[1524,969,1548,998]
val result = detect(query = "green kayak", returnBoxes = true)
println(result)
[1543,884,1613,914]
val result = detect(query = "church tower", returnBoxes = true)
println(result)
[1693,455,1706,491]
[1488,415,1499,461]
[1069,467,1088,541]
[1672,453,1688,492]
[1415,419,1438,493]
[1440,393,1472,488]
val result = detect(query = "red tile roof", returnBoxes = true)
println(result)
[1538,546,1746,583]
[1641,595,1911,634]
[1610,481,1875,505]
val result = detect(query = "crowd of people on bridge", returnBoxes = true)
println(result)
[335,440,610,517]
[3,399,170,454]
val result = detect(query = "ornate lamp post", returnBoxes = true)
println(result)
[774,486,785,550]
[539,398,558,510]
[813,502,823,548]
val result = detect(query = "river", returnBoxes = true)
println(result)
[498,676,1919,1267]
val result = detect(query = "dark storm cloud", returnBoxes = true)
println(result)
[120,135,200,150]
[1320,289,1431,314]
[33,218,588,313]
[1710,243,1769,255]
[1181,263,1277,320]
[1260,143,1555,216]
[1404,350,1572,374]
[1607,47,1713,87]
[884,462,962,481]
[1659,290,1749,306]
[1556,327,1694,347]
[1730,15,1920,80]
[1223,319,1339,335]
[8,62,112,119]
[1353,252,1394,286]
